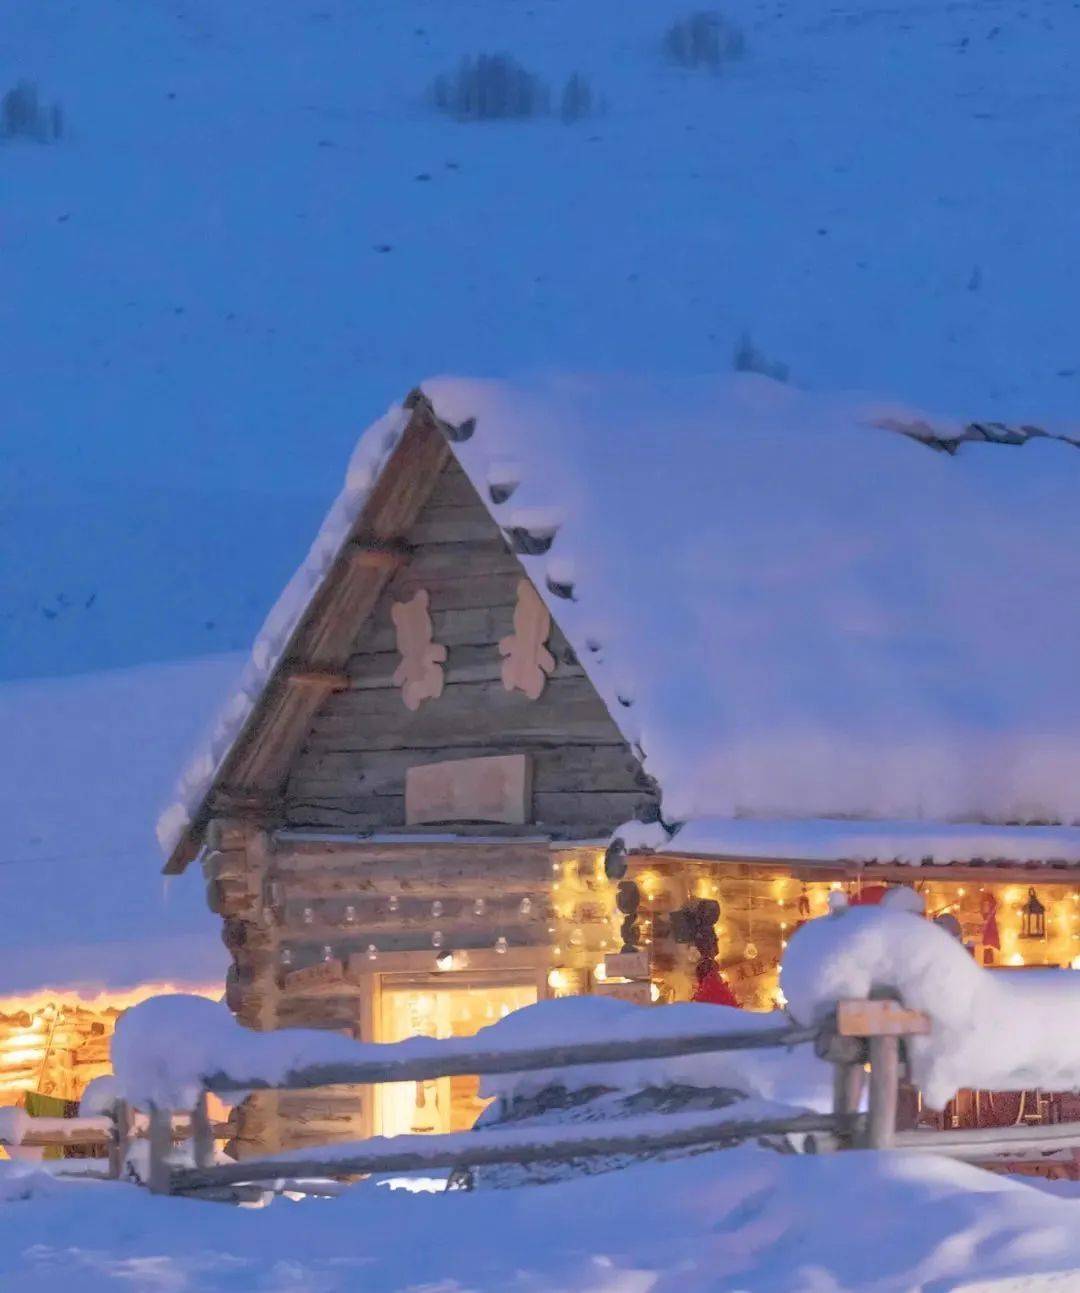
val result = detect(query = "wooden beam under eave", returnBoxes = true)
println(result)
[286,669,350,690]
[226,674,345,793]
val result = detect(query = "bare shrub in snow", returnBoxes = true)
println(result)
[663,12,745,71]
[733,332,789,382]
[431,55,550,122]
[560,73,595,124]
[1,80,63,142]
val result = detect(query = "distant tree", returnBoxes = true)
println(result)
[560,72,594,124]
[663,12,745,71]
[1,80,63,142]
[430,54,550,122]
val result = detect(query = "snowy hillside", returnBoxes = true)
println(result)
[4,0,1078,679]
[0,655,237,997]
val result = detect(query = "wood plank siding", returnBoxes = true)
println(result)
[282,457,660,838]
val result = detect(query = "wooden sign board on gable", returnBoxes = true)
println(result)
[405,754,533,826]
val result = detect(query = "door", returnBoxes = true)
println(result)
[377,972,537,1137]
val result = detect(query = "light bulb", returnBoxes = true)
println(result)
[432,900,444,918]
[344,905,356,924]
[322,944,333,962]
[366,944,378,961]
[302,906,313,924]
[432,929,444,949]
[473,897,486,916]
[388,895,399,913]
[495,935,509,955]
[519,897,532,916]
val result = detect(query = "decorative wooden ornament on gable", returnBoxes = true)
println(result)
[391,589,446,710]
[499,579,555,700]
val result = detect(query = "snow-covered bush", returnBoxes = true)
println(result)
[430,55,551,122]
[663,12,745,71]
[1,80,63,142]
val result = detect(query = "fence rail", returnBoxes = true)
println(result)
[23,997,1080,1199]
[202,1021,821,1095]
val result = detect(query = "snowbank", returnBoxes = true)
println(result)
[111,993,831,1112]
[3,1142,1080,1290]
[0,658,235,998]
[782,904,1080,1108]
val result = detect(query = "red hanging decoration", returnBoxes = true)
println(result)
[849,884,890,907]
[980,891,1001,951]
[692,963,740,1007]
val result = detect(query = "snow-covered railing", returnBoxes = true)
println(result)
[111,996,932,1199]
[0,1102,229,1181]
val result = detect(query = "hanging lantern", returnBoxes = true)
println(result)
[1020,887,1046,940]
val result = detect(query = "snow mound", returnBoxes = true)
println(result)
[782,904,1080,1108]
[111,992,830,1113]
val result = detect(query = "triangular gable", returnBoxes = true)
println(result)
[161,390,657,872]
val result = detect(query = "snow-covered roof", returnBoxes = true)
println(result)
[161,374,1080,865]
[0,657,237,1000]
[639,818,1080,869]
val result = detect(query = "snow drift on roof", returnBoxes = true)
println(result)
[161,372,1080,858]
[0,657,237,997]
[423,374,1080,829]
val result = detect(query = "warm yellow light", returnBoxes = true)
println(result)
[1008,952,1025,966]
[1071,956,1080,970]
[649,982,661,1003]
[593,962,608,983]
[958,888,966,897]
[547,968,569,992]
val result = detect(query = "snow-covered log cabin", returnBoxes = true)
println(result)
[160,375,1080,1152]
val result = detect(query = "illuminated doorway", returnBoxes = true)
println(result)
[378,973,537,1137]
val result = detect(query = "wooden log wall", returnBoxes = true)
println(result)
[0,1004,119,1106]
[208,831,589,1153]
[283,458,659,839]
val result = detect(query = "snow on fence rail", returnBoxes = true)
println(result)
[109,906,1080,1200]
[118,998,925,1197]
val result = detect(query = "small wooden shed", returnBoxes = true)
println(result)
[159,376,1080,1152]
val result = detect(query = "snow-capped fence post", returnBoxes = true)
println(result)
[148,1106,173,1195]
[191,1090,215,1170]
[107,1100,133,1180]
[816,1029,865,1147]
[835,998,929,1151]
[866,1035,900,1150]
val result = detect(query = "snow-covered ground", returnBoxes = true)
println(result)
[0,656,236,999]
[5,0,1078,679]
[4,1146,1080,1292]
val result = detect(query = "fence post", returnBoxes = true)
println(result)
[866,1035,900,1149]
[191,1090,214,1170]
[148,1106,172,1195]
[108,1100,132,1180]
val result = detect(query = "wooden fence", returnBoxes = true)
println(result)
[14,998,1080,1199]
[162,999,925,1197]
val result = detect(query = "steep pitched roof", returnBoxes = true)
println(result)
[160,375,1080,873]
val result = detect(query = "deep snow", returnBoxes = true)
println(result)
[4,1145,1080,1291]
[5,0,1079,680]
[0,656,236,997]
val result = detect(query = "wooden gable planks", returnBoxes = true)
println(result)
[283,452,660,839]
